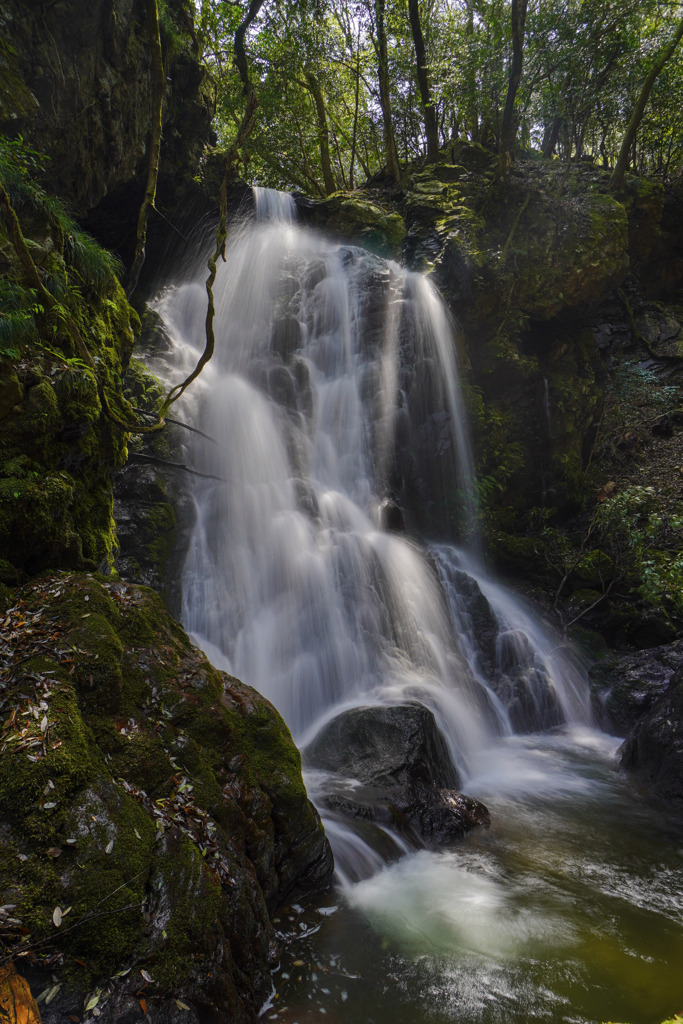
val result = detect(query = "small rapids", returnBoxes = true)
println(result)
[147,190,683,1023]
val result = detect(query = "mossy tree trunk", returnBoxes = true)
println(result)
[126,0,164,299]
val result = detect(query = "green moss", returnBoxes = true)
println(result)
[0,178,140,581]
[146,832,227,991]
[223,681,308,811]
[313,192,406,254]
[0,572,329,1003]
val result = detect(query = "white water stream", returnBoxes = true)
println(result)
[148,191,683,1023]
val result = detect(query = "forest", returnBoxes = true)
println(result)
[1,0,683,1022]
[192,0,683,194]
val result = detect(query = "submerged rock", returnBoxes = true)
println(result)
[304,703,489,848]
[0,572,333,1023]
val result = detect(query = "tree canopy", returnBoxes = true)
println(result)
[189,0,683,193]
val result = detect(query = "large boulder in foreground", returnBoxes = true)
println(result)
[619,667,683,807]
[0,572,333,1023]
[304,703,489,848]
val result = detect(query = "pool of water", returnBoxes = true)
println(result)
[265,728,683,1024]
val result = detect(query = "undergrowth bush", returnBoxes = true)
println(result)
[595,485,683,616]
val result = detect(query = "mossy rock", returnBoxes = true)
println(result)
[0,218,139,579]
[0,572,333,1023]
[311,191,406,254]
[114,353,181,595]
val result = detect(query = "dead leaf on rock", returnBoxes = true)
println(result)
[0,962,43,1023]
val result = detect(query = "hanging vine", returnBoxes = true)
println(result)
[126,0,165,299]
[160,0,265,415]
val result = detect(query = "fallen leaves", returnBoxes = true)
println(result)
[119,776,236,888]
[52,907,71,928]
[0,963,43,1024]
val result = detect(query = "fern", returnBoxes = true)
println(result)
[1,136,122,297]
[0,281,39,357]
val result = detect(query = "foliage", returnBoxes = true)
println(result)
[0,136,122,299]
[190,0,683,195]
[591,359,679,465]
[594,485,683,615]
[0,282,40,358]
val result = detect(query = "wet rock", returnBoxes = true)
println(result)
[304,703,489,848]
[379,498,405,533]
[493,629,562,732]
[592,640,683,733]
[619,665,683,807]
[268,365,298,410]
[271,314,302,362]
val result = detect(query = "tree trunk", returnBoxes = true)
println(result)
[407,0,439,162]
[349,23,361,188]
[497,0,528,181]
[542,115,563,158]
[374,0,401,183]
[610,14,683,190]
[126,0,164,298]
[463,2,478,139]
[305,70,337,195]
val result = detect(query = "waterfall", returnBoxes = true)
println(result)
[152,189,591,878]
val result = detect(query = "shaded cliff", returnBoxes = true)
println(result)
[0,0,214,217]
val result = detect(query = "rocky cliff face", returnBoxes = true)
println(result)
[0,0,214,216]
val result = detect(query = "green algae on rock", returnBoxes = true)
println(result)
[0,571,333,1023]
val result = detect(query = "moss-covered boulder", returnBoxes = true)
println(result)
[411,166,628,336]
[307,190,406,256]
[0,571,333,1023]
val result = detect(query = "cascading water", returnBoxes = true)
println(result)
[148,190,683,1024]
